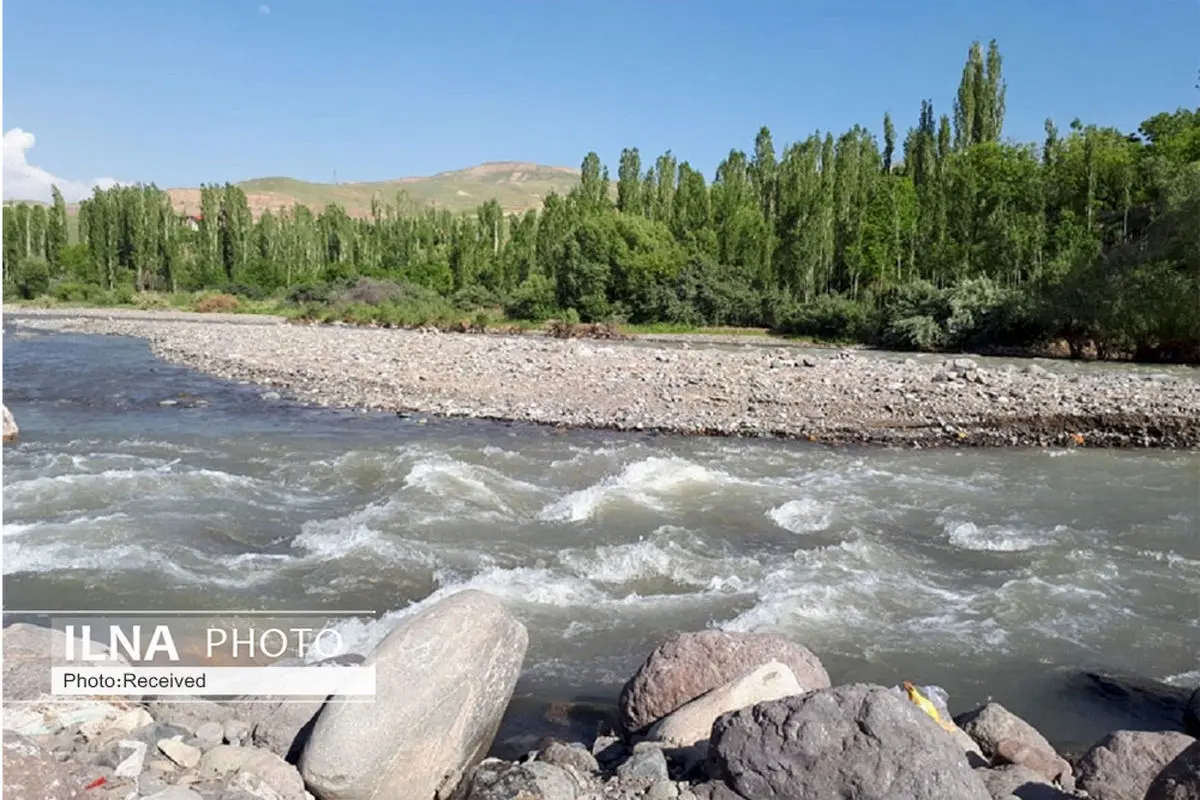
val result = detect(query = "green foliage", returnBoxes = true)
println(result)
[3,41,1198,361]
[505,274,557,321]
[776,293,877,341]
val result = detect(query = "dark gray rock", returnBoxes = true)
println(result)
[707,683,991,800]
[461,758,583,800]
[617,746,670,783]
[618,630,829,736]
[1074,671,1193,733]
[1075,730,1195,800]
[1145,739,1200,799]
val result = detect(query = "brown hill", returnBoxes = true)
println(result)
[165,161,583,219]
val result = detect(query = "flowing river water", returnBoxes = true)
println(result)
[2,322,1198,755]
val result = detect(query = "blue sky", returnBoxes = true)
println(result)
[4,0,1198,202]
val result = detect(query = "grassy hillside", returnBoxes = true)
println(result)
[165,161,585,219]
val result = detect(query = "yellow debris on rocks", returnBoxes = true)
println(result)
[903,681,957,733]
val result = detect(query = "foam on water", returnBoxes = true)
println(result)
[943,520,1057,552]
[537,456,742,522]
[768,498,833,533]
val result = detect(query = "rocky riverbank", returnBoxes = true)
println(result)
[7,309,1200,449]
[4,590,1200,799]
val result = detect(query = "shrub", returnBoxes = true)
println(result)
[504,274,557,321]
[51,281,102,303]
[333,278,406,307]
[774,293,875,341]
[453,284,504,311]
[194,293,240,313]
[220,282,270,301]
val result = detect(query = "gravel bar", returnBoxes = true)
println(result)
[9,311,1200,448]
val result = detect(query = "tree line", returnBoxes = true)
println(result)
[4,40,1198,361]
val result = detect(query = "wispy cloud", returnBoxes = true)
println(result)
[259,4,271,14]
[2,129,125,204]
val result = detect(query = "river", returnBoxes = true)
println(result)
[2,322,1197,755]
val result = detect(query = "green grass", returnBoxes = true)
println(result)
[618,322,772,336]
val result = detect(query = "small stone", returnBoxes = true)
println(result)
[108,708,154,734]
[194,721,224,746]
[223,718,252,746]
[617,746,670,783]
[537,739,599,774]
[647,780,681,800]
[141,788,204,800]
[113,739,148,778]
[133,723,192,746]
[158,738,202,769]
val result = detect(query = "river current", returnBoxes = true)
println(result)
[2,322,1197,753]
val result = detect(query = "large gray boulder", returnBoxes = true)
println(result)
[619,630,829,736]
[707,683,991,799]
[956,702,1072,788]
[1146,739,1200,799]
[298,590,528,800]
[1074,730,1195,800]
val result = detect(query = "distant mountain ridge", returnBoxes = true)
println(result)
[165,161,583,219]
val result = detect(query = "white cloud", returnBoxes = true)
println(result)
[259,4,270,14]
[2,128,124,204]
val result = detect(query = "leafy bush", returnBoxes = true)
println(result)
[886,314,946,350]
[220,282,270,301]
[505,274,557,321]
[774,293,875,341]
[287,282,335,305]
[452,284,504,311]
[51,281,104,303]
[194,293,240,313]
[6,257,51,300]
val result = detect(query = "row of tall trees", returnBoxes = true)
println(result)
[5,40,1198,360]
